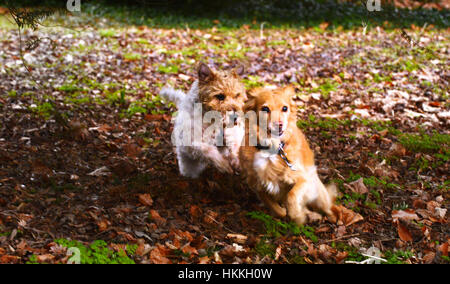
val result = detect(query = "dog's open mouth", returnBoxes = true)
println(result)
[270,126,284,137]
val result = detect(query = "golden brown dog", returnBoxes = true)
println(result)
[239,86,336,225]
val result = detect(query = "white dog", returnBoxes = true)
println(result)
[160,63,246,178]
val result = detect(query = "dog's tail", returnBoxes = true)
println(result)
[159,86,186,106]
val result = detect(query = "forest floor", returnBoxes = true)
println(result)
[0,10,448,264]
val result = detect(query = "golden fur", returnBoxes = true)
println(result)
[198,64,247,115]
[239,86,337,225]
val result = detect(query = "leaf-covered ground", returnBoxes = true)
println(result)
[0,10,448,264]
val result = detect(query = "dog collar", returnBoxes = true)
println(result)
[255,141,297,171]
[278,141,297,171]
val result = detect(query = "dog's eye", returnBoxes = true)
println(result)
[282,106,288,112]
[215,94,225,101]
[261,106,270,113]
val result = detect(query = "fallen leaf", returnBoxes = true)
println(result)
[123,143,141,158]
[189,205,202,218]
[335,251,348,264]
[226,233,248,244]
[198,255,210,264]
[150,210,166,226]
[392,209,420,222]
[422,252,435,264]
[347,177,368,194]
[181,244,198,256]
[97,220,109,232]
[439,242,448,257]
[139,193,153,207]
[397,221,413,242]
[332,205,364,226]
[0,255,20,264]
[149,247,171,264]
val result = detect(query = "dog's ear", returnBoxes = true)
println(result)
[198,63,214,82]
[282,85,296,98]
[243,88,259,112]
[243,97,256,112]
[232,65,245,77]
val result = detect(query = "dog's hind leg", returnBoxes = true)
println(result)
[310,181,337,223]
[286,179,311,225]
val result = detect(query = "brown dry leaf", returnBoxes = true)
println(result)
[392,209,420,222]
[226,233,248,244]
[0,255,20,264]
[117,231,137,242]
[139,193,153,207]
[426,200,440,212]
[136,242,147,257]
[123,143,142,158]
[397,222,413,242]
[0,247,5,255]
[181,244,198,256]
[203,209,218,224]
[198,255,210,264]
[97,220,109,232]
[347,177,368,194]
[412,199,427,209]
[422,252,435,264]
[332,205,364,226]
[388,143,407,157]
[150,209,166,226]
[439,242,448,257]
[110,243,127,254]
[335,251,348,264]
[97,124,112,134]
[189,205,202,218]
[274,245,282,261]
[149,247,171,264]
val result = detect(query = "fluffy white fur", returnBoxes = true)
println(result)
[160,82,244,178]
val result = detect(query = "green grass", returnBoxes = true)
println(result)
[99,29,117,38]
[314,79,338,100]
[54,239,135,264]
[123,53,142,61]
[399,132,450,154]
[156,64,179,74]
[247,211,318,242]
[383,249,415,264]
[243,75,264,89]
[254,238,276,258]
[30,102,54,119]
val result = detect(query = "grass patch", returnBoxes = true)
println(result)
[99,29,117,38]
[55,239,135,264]
[399,132,450,154]
[156,64,179,74]
[30,102,54,119]
[123,53,142,61]
[254,238,276,258]
[243,75,264,89]
[383,249,414,264]
[247,211,317,242]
